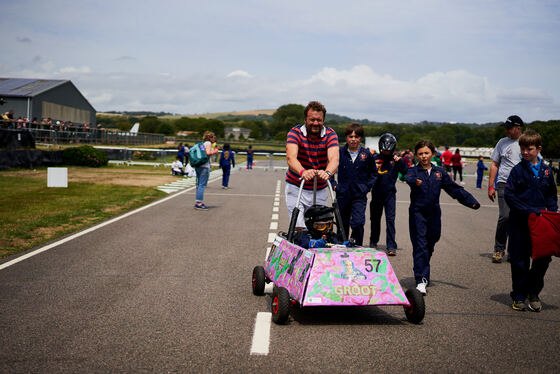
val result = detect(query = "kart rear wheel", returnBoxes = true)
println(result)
[404,288,425,324]
[252,266,266,296]
[271,287,290,325]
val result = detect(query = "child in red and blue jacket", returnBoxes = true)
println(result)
[504,130,558,312]
[406,140,480,295]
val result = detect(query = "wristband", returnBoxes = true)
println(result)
[488,187,495,190]
[299,169,304,176]
[325,170,333,177]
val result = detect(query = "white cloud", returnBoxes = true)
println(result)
[59,66,92,74]
[227,70,254,78]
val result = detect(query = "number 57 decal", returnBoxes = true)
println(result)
[364,258,381,272]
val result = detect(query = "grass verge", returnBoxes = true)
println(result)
[0,175,165,258]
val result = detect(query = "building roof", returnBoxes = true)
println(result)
[0,78,68,97]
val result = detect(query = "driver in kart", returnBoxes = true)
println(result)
[294,205,340,249]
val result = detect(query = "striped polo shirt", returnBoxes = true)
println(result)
[286,124,339,190]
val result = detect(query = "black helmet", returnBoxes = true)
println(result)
[304,205,335,237]
[379,133,397,152]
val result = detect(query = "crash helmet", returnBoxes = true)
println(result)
[379,133,397,152]
[304,205,335,237]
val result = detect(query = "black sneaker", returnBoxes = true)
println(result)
[511,300,526,311]
[527,295,542,312]
[194,203,209,211]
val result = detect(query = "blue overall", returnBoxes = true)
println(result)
[219,150,235,187]
[369,154,408,249]
[335,145,377,246]
[476,160,487,188]
[246,149,254,169]
[504,159,558,301]
[406,165,479,284]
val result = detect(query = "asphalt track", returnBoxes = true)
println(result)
[1,162,559,373]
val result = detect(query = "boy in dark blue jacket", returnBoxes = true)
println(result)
[407,140,480,294]
[369,133,408,255]
[219,143,235,189]
[504,130,558,312]
[335,123,377,246]
[476,156,488,189]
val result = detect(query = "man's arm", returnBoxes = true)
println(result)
[287,142,315,181]
[488,160,499,202]
[317,145,340,181]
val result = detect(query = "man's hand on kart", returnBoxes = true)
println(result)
[300,169,317,181]
[316,169,331,181]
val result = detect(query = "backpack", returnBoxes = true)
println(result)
[189,142,209,167]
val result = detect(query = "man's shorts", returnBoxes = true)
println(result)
[443,164,452,173]
[285,183,328,228]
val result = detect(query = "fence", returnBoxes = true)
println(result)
[0,120,164,146]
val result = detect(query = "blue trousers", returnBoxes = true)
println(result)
[476,170,484,188]
[370,193,397,249]
[508,215,551,301]
[195,166,209,202]
[409,206,441,283]
[221,165,231,187]
[247,156,253,169]
[338,194,367,246]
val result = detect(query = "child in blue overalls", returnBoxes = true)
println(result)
[504,130,558,312]
[334,123,377,246]
[370,133,408,255]
[246,145,254,169]
[406,140,480,294]
[476,156,488,188]
[219,143,235,189]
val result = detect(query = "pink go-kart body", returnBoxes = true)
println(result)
[265,235,409,308]
[251,179,424,324]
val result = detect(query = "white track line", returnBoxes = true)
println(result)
[250,179,281,356]
[250,312,271,355]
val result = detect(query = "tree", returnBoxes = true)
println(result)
[139,116,161,133]
[157,122,175,136]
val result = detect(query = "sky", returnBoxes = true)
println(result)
[1,0,560,123]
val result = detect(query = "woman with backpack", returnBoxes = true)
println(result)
[193,131,219,211]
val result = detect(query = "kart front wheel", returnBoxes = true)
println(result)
[271,287,290,324]
[252,266,266,296]
[404,288,425,324]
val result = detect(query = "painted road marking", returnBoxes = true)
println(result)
[250,179,281,356]
[250,312,271,355]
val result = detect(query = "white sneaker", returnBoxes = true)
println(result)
[416,278,428,295]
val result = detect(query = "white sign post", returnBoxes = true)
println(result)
[47,167,68,188]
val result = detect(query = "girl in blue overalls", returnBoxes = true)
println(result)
[406,140,480,294]
[219,143,235,189]
[476,156,488,188]
[334,123,377,246]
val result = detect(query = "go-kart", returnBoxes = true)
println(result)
[252,178,425,325]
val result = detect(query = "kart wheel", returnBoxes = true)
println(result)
[252,266,266,296]
[404,288,425,324]
[271,287,290,325]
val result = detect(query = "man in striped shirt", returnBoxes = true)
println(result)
[286,101,340,228]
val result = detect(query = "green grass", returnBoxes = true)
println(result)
[0,175,165,258]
